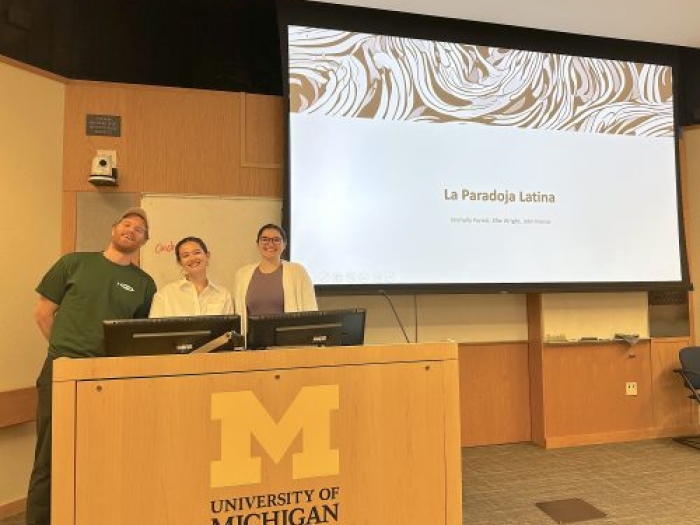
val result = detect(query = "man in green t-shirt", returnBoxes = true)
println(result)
[26,207,157,525]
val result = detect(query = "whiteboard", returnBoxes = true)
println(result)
[140,195,282,293]
[541,292,649,340]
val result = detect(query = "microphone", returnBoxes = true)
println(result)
[378,289,411,344]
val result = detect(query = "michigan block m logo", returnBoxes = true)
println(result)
[211,384,339,487]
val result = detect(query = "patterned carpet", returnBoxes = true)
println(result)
[463,438,700,524]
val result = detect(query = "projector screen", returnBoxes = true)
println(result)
[282,9,688,293]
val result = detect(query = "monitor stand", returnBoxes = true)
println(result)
[191,331,244,353]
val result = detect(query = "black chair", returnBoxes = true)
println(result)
[674,346,700,448]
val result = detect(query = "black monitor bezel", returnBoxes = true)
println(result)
[103,314,242,357]
[246,308,366,350]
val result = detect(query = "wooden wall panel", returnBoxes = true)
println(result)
[63,82,283,197]
[238,166,284,196]
[0,387,37,428]
[63,83,137,192]
[135,88,240,195]
[459,342,531,446]
[241,93,284,168]
[527,293,545,446]
[543,340,654,441]
[651,337,698,429]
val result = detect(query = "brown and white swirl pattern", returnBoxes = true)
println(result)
[289,26,673,137]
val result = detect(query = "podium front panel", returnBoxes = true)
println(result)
[54,343,461,525]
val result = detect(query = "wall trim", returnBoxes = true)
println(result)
[544,425,700,448]
[0,387,37,428]
[0,498,25,519]
[0,53,67,83]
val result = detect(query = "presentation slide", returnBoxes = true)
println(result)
[286,25,683,289]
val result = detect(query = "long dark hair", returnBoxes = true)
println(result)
[175,236,209,262]
[256,224,287,243]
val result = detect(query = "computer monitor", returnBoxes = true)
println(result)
[103,314,242,357]
[246,308,366,350]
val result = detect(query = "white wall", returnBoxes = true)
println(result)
[313,0,700,48]
[319,293,528,344]
[0,57,64,508]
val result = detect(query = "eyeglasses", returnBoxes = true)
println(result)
[259,236,283,245]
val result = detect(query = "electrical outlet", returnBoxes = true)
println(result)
[625,382,638,396]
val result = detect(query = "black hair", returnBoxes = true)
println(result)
[175,236,209,262]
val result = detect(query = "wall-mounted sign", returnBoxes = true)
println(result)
[86,114,121,137]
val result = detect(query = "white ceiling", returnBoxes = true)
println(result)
[313,0,700,49]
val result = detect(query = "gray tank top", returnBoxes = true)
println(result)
[246,265,284,315]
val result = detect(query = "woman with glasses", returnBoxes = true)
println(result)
[149,236,233,317]
[233,224,317,329]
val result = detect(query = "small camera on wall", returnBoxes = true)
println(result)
[89,150,118,186]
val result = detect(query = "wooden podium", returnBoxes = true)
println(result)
[52,342,461,525]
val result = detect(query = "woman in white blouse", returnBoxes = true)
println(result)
[149,236,233,317]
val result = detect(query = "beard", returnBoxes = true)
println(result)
[111,233,142,254]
